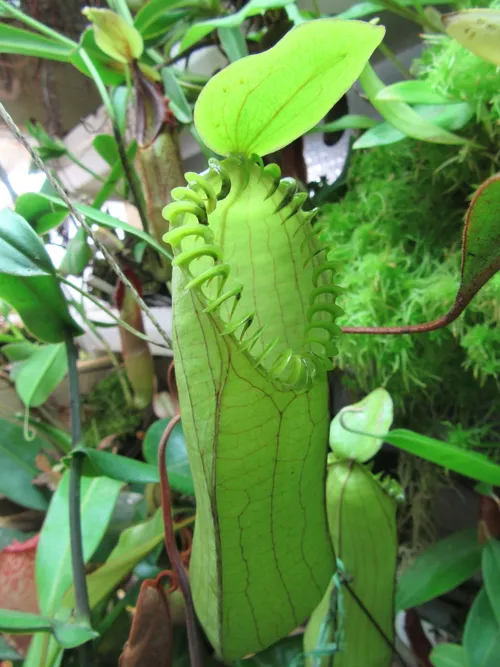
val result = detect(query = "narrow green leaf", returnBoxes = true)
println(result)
[464,588,500,667]
[0,209,55,276]
[385,429,500,485]
[134,0,192,41]
[0,610,97,649]
[75,447,159,483]
[329,388,393,462]
[194,19,385,157]
[15,192,67,235]
[2,341,38,362]
[307,114,377,134]
[143,418,194,495]
[336,0,456,20]
[217,26,249,62]
[431,643,469,667]
[0,24,72,61]
[59,228,92,276]
[396,528,482,611]
[93,134,119,166]
[358,64,468,146]
[36,472,122,616]
[375,80,458,105]
[14,343,67,408]
[483,539,500,623]
[443,9,500,67]
[0,634,23,661]
[0,419,50,510]
[180,0,294,53]
[111,86,130,137]
[161,67,193,124]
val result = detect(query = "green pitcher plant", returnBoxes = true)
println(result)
[161,18,385,661]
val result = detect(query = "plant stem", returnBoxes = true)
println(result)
[65,337,93,667]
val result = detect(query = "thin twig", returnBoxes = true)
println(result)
[65,338,93,667]
[0,102,173,350]
[158,414,204,667]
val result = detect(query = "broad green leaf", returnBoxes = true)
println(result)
[0,610,97,649]
[74,447,159,483]
[329,388,393,462]
[0,24,72,61]
[143,418,194,495]
[354,102,474,149]
[358,64,468,146]
[161,68,193,124]
[14,343,67,408]
[396,528,482,611]
[385,429,500,485]
[235,634,302,666]
[70,28,126,86]
[82,8,143,63]
[376,80,457,105]
[0,209,55,276]
[59,228,92,276]
[133,0,192,41]
[307,114,377,134]
[218,26,248,62]
[180,0,293,52]
[194,19,385,157]
[443,9,500,67]
[483,539,500,623]
[62,508,164,613]
[0,419,50,510]
[26,192,172,260]
[0,634,22,661]
[93,134,119,166]
[15,192,67,235]
[12,415,72,454]
[36,472,122,616]
[464,588,500,667]
[431,644,469,667]
[2,341,38,362]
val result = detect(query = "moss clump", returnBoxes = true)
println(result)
[82,371,143,448]
[320,137,500,440]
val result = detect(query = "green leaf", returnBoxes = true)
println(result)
[112,86,130,137]
[15,417,72,455]
[0,609,98,649]
[217,26,249,62]
[483,539,500,623]
[464,587,500,667]
[234,634,302,666]
[143,418,194,495]
[59,228,92,276]
[134,0,192,41]
[82,8,143,63]
[194,19,385,157]
[14,343,67,408]
[93,134,119,166]
[0,209,55,276]
[62,508,164,613]
[0,24,72,61]
[307,114,377,134]
[443,9,500,67]
[431,644,469,667]
[336,0,455,20]
[180,0,294,53]
[161,67,193,124]
[36,471,122,616]
[0,634,23,661]
[70,28,126,86]
[329,388,393,462]
[396,529,482,611]
[354,102,474,149]
[385,429,500,485]
[0,527,33,551]
[375,80,458,105]
[0,419,50,510]
[26,192,172,260]
[358,64,468,146]
[75,447,159,483]
[15,192,67,235]
[2,341,38,362]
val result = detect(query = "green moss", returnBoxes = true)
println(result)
[320,137,500,439]
[82,371,143,448]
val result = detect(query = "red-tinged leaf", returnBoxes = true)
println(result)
[0,535,39,656]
